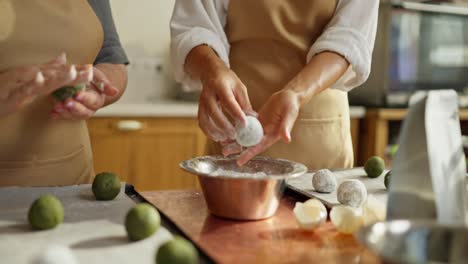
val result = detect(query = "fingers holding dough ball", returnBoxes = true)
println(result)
[52,84,86,102]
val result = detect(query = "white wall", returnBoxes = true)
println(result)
[111,0,175,57]
[110,1,177,100]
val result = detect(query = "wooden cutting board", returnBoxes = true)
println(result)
[141,190,381,264]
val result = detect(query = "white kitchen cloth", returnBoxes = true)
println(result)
[387,90,467,226]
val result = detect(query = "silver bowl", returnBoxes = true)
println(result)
[180,156,307,220]
[357,220,468,264]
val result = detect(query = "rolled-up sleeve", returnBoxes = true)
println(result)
[308,0,379,91]
[170,0,229,91]
[88,0,129,65]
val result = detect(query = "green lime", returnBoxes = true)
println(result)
[389,144,399,157]
[384,170,392,189]
[92,172,121,201]
[125,203,160,241]
[364,156,385,178]
[52,83,86,101]
[156,236,199,264]
[28,194,64,230]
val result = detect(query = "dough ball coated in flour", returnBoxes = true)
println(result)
[312,169,337,193]
[235,116,263,147]
[337,179,367,208]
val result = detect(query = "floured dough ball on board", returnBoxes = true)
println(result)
[337,179,367,208]
[235,116,263,147]
[32,244,78,264]
[312,169,337,193]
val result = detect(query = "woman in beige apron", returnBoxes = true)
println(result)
[0,0,128,186]
[171,0,378,170]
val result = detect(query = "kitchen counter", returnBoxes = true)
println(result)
[0,184,380,264]
[95,100,199,117]
[141,189,381,264]
[95,99,367,118]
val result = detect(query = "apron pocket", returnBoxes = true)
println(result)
[0,145,91,186]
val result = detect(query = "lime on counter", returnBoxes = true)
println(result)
[28,194,64,230]
[364,156,385,178]
[156,236,199,264]
[389,144,399,157]
[384,170,392,189]
[92,172,121,201]
[125,203,160,241]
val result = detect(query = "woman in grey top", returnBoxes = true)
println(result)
[0,0,129,186]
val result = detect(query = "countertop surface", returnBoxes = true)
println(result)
[141,189,381,264]
[95,100,199,117]
[95,99,367,118]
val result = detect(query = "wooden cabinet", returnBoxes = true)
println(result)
[359,108,468,166]
[88,116,363,191]
[87,118,206,191]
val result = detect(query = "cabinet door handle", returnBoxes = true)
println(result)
[115,120,144,131]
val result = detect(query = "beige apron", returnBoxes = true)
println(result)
[207,0,354,170]
[0,0,103,186]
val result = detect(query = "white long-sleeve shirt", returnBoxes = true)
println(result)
[170,0,379,92]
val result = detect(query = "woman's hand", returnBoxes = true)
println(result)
[51,66,120,120]
[236,90,301,166]
[0,53,92,117]
[234,52,350,165]
[185,45,254,142]
[199,67,255,142]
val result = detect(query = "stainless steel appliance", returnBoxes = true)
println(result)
[349,0,468,107]
[357,220,468,263]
